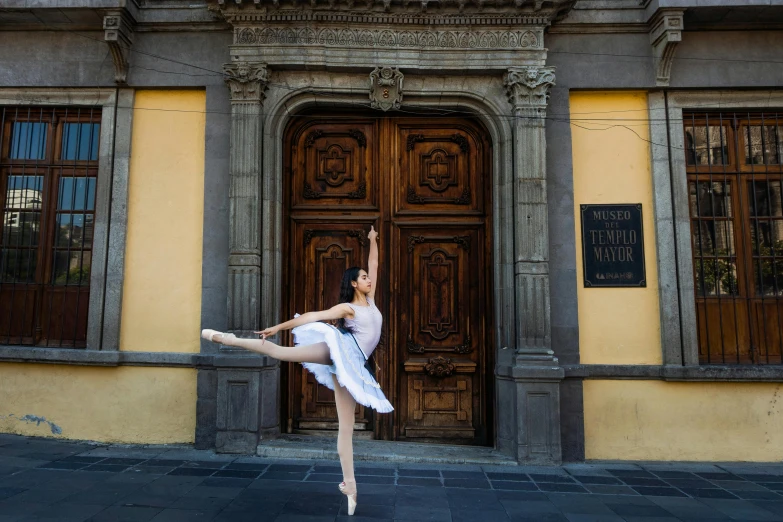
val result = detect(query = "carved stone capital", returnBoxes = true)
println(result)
[504,66,556,116]
[103,11,134,84]
[223,62,270,103]
[649,9,684,87]
[370,67,404,111]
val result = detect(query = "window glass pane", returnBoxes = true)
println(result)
[746,125,782,165]
[754,257,783,296]
[693,220,735,257]
[52,250,91,286]
[10,122,47,160]
[6,175,44,210]
[61,123,100,161]
[749,180,783,217]
[0,248,37,283]
[57,177,96,211]
[750,219,783,255]
[695,258,738,296]
[3,176,43,247]
[55,213,92,248]
[685,125,728,166]
[689,181,732,218]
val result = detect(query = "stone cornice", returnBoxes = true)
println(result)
[211,0,577,25]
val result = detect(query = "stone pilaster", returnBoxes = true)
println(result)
[224,61,269,336]
[500,66,563,464]
[504,66,555,360]
[213,62,278,454]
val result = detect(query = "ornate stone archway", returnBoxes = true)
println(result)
[214,0,574,464]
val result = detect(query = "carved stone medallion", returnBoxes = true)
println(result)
[369,67,404,111]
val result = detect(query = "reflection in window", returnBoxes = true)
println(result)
[689,181,738,296]
[695,258,738,297]
[0,249,37,283]
[749,181,783,296]
[746,124,782,165]
[10,122,47,160]
[685,125,728,166]
[61,123,100,161]
[689,181,732,218]
[52,250,91,286]
[57,178,96,211]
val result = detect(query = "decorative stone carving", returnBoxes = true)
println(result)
[232,27,543,50]
[504,66,556,117]
[649,9,684,87]
[223,62,270,102]
[103,12,133,84]
[370,67,404,111]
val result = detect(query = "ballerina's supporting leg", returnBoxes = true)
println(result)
[333,373,358,514]
[202,330,332,365]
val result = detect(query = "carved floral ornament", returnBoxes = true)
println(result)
[425,356,455,377]
[223,62,270,102]
[504,65,556,111]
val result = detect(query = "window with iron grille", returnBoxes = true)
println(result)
[685,111,783,364]
[0,107,101,348]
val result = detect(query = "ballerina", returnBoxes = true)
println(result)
[201,225,391,516]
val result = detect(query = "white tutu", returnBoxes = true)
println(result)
[293,320,393,413]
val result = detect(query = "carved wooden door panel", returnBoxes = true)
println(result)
[391,122,490,445]
[284,116,491,444]
[285,119,378,433]
[289,222,372,430]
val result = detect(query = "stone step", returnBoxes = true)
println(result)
[257,434,518,465]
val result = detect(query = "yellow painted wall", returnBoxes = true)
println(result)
[584,380,783,461]
[0,90,206,444]
[0,363,196,443]
[570,92,662,365]
[121,90,206,353]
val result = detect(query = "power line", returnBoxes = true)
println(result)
[5,23,782,154]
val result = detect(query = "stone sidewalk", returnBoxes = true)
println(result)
[1,434,783,521]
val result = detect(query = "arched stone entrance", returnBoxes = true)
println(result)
[212,0,570,463]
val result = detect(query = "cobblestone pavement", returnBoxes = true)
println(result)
[1,435,783,521]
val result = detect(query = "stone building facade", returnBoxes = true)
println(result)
[1,0,782,464]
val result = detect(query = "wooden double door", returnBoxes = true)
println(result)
[282,114,493,445]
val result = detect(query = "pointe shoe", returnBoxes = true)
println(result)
[200,329,236,345]
[338,481,358,516]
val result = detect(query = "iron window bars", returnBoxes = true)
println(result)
[0,106,100,348]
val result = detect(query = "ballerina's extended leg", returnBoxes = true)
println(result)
[201,329,331,365]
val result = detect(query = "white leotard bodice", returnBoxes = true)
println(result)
[344,297,383,358]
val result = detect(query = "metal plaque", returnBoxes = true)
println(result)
[580,204,646,287]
